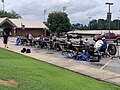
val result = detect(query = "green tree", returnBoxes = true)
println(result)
[83,25,88,30]
[111,20,118,30]
[71,23,85,30]
[47,11,71,35]
[89,19,98,30]
[98,19,106,30]
[0,10,22,18]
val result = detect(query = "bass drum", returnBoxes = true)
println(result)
[107,44,117,55]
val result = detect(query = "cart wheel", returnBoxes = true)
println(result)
[108,44,117,55]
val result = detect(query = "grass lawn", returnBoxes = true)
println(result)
[0,48,120,90]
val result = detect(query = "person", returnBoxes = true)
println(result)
[28,33,33,40]
[100,37,107,52]
[2,31,9,48]
[52,35,57,50]
[26,33,29,39]
[35,35,40,41]
[53,35,57,42]
[84,38,89,51]
[65,37,72,49]
[94,38,104,52]
[33,35,41,47]
[88,44,94,56]
[100,37,107,57]
[39,35,45,48]
[27,33,33,46]
[84,38,89,45]
[79,36,83,45]
[16,36,20,45]
[94,38,104,59]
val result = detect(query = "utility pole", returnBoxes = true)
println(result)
[63,6,66,12]
[105,2,113,42]
[1,0,4,12]
[44,9,47,23]
[118,17,120,30]
[88,17,91,30]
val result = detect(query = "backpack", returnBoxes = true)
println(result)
[26,49,31,53]
[21,48,26,53]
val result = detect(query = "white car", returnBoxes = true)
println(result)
[67,33,81,39]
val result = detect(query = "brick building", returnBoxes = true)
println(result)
[0,18,48,37]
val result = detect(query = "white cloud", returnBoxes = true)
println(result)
[0,0,120,25]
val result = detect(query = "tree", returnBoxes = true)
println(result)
[89,19,98,30]
[83,25,88,30]
[98,19,106,30]
[0,10,22,18]
[47,11,71,35]
[71,23,85,30]
[111,20,118,30]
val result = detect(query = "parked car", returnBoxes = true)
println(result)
[94,33,120,41]
[67,33,82,39]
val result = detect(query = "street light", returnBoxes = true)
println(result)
[88,17,91,30]
[105,2,113,42]
[117,17,120,30]
[63,6,66,12]
[1,0,4,12]
[44,9,47,23]
[118,10,120,30]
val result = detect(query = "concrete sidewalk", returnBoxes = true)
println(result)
[0,38,120,86]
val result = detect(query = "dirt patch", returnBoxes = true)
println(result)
[0,80,17,86]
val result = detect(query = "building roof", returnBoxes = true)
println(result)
[0,18,48,29]
[0,18,6,24]
[67,30,120,35]
[9,19,48,29]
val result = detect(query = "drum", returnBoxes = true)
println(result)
[108,44,117,55]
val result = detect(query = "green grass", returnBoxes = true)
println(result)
[0,48,120,90]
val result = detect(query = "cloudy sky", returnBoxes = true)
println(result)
[0,0,120,25]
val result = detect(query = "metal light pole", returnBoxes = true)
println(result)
[63,6,66,12]
[117,17,120,30]
[1,0,4,12]
[44,9,47,23]
[105,2,113,42]
[88,17,91,30]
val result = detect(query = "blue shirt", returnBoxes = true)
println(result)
[102,40,107,49]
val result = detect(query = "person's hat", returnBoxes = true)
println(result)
[102,37,105,40]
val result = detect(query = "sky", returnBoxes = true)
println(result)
[0,0,120,25]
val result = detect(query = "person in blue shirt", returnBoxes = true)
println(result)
[100,37,108,57]
[101,37,107,52]
[16,36,20,45]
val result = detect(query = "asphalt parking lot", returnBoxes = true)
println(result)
[4,37,120,74]
[30,47,120,74]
